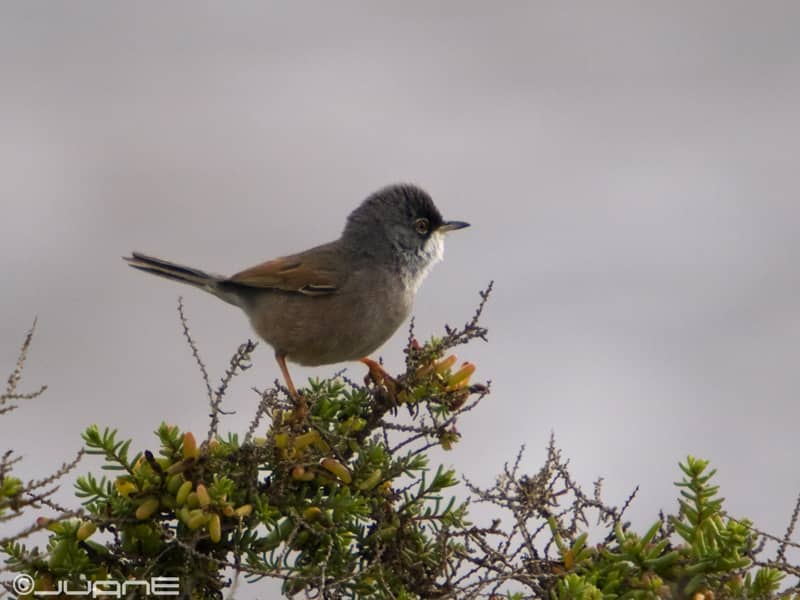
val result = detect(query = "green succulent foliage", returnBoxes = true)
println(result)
[673,457,753,593]
[81,424,142,473]
[2,344,475,599]
[2,301,798,599]
[0,475,24,518]
[550,456,785,600]
[555,574,604,600]
[10,416,791,600]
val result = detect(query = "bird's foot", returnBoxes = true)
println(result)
[359,358,393,386]
[292,394,310,423]
[359,358,405,414]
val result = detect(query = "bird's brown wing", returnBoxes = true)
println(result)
[226,243,342,296]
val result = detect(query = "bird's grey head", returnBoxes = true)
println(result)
[343,184,469,291]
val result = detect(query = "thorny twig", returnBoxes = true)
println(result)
[0,324,85,552]
[777,490,800,563]
[207,339,258,443]
[178,296,213,403]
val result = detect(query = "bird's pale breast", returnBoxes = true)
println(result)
[246,267,413,366]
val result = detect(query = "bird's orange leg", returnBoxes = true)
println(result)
[275,353,308,420]
[275,352,299,399]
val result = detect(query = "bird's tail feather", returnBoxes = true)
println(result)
[124,251,245,307]
[125,251,214,284]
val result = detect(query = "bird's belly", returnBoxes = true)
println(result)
[247,280,412,366]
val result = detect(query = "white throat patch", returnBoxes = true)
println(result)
[403,231,445,293]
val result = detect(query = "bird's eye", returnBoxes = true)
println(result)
[414,218,430,235]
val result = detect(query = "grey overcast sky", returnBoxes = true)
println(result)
[2,2,800,595]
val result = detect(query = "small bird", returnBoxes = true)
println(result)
[125,184,469,401]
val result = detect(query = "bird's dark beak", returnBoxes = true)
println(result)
[438,220,470,233]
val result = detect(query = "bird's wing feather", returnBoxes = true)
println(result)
[226,244,342,296]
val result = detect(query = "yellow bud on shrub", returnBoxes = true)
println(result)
[115,478,138,497]
[186,509,208,530]
[435,355,457,374]
[135,497,159,520]
[314,436,331,453]
[414,362,434,378]
[177,506,191,525]
[446,362,475,389]
[186,492,200,509]
[182,432,198,460]
[320,458,352,484]
[357,469,383,491]
[175,480,192,506]
[132,456,146,473]
[302,506,322,521]
[195,484,211,508]
[166,474,184,495]
[293,430,320,450]
[76,521,97,541]
[208,513,222,543]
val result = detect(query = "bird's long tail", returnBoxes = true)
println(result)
[124,252,242,307]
